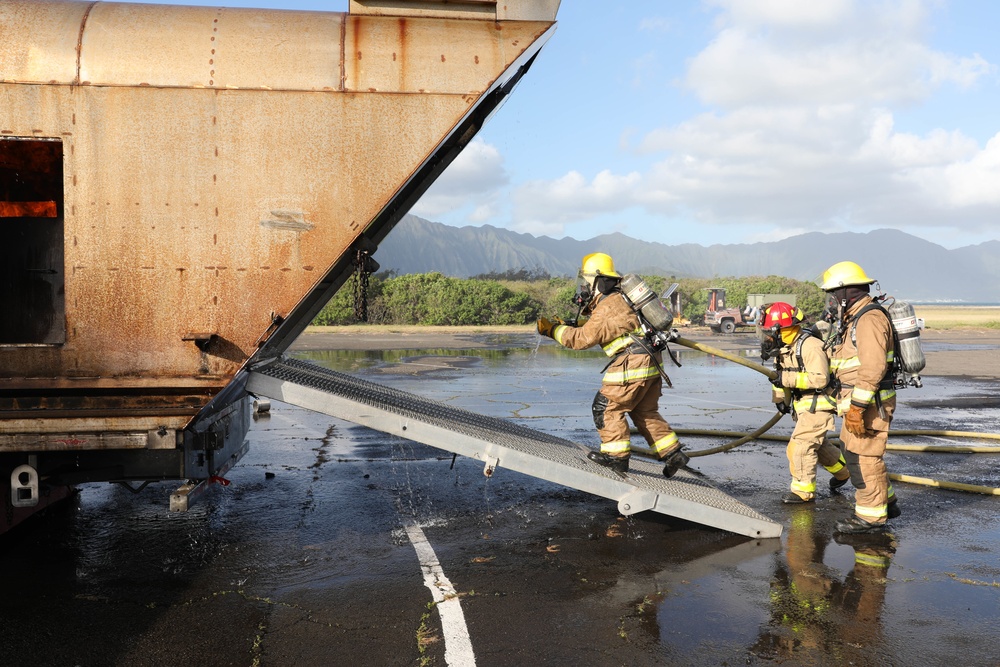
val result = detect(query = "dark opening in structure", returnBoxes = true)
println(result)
[0,137,65,344]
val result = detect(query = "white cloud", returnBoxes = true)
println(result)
[913,132,1000,207]
[688,0,992,108]
[409,139,509,221]
[510,170,642,236]
[508,0,1000,245]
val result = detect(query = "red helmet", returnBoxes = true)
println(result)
[762,302,804,330]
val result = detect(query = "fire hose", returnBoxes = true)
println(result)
[630,335,1000,496]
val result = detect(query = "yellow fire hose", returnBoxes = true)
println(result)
[886,474,1000,496]
[629,335,1000,495]
[672,336,778,382]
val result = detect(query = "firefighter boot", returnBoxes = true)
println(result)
[661,447,689,479]
[587,452,630,474]
[829,473,850,492]
[833,531,897,558]
[887,498,901,519]
[782,492,814,504]
[835,515,886,534]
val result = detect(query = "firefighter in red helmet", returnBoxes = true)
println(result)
[760,302,850,504]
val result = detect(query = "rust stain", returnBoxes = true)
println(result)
[74,2,97,86]
[0,1,557,448]
[260,210,313,232]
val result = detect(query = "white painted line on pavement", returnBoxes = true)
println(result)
[406,523,477,667]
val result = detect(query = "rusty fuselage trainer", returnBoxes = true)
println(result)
[0,0,559,530]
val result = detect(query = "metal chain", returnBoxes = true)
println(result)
[352,249,370,322]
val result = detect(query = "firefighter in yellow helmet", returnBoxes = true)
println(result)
[760,302,850,504]
[536,253,687,477]
[820,261,900,534]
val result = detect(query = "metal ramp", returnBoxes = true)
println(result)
[246,358,782,539]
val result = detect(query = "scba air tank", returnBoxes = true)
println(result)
[887,300,926,374]
[621,274,674,332]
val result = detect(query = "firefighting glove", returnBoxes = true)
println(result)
[536,317,556,338]
[775,401,790,415]
[770,374,784,389]
[844,404,869,437]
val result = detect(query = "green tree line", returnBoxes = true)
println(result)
[313,270,828,327]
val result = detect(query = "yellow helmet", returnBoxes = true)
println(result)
[580,252,620,279]
[820,261,875,291]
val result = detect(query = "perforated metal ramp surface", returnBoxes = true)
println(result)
[247,357,782,538]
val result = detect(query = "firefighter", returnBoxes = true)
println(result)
[759,302,850,504]
[831,532,896,656]
[752,515,895,662]
[536,253,688,477]
[820,261,901,534]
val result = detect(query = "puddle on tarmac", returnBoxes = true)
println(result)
[293,340,1000,664]
[3,337,997,665]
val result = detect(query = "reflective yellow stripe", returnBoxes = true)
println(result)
[793,372,811,390]
[602,366,659,384]
[823,454,847,474]
[855,502,887,520]
[601,328,644,357]
[830,349,892,372]
[602,335,631,356]
[651,432,678,453]
[830,357,861,371]
[601,439,631,454]
[792,394,836,412]
[552,324,570,346]
[855,552,890,568]
[852,386,875,404]
[838,389,894,413]
[852,387,897,405]
[791,479,816,493]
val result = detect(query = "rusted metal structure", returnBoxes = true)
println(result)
[0,0,560,530]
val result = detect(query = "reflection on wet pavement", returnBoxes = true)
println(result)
[1,338,998,665]
[295,341,1000,664]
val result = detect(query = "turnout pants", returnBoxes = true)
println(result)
[787,408,847,500]
[839,397,896,523]
[593,376,677,458]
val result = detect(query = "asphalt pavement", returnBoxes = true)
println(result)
[1,332,999,666]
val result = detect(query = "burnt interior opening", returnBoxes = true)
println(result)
[0,137,65,344]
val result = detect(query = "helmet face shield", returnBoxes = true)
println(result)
[821,293,839,322]
[758,301,804,359]
[759,325,781,360]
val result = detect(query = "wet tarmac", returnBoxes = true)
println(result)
[2,332,999,666]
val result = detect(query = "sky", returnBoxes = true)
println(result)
[128,0,1000,250]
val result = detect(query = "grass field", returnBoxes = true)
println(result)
[305,306,1000,334]
[913,305,1000,329]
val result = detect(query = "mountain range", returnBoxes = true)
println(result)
[374,215,1000,302]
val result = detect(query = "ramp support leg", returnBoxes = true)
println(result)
[482,456,500,478]
[618,490,657,516]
